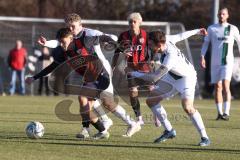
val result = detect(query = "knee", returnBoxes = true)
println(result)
[146,98,161,108]
[215,84,222,92]
[183,105,196,115]
[129,88,138,97]
[78,96,88,106]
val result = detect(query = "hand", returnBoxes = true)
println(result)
[25,76,35,84]
[199,28,208,36]
[200,56,206,69]
[37,36,47,46]
[124,51,133,57]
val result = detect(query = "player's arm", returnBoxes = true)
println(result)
[233,26,240,55]
[38,36,59,48]
[130,65,168,83]
[94,44,112,76]
[25,61,60,84]
[84,35,113,76]
[167,28,207,44]
[111,34,123,70]
[200,27,211,69]
[85,28,118,42]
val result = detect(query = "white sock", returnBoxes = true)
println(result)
[93,100,110,121]
[216,103,223,115]
[113,105,133,126]
[223,101,230,115]
[151,104,173,131]
[190,110,208,138]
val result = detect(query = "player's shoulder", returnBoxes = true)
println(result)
[229,23,239,31]
[84,36,100,47]
[83,28,103,36]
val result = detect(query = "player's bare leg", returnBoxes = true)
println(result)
[129,87,144,125]
[214,81,224,120]
[181,98,210,146]
[99,91,141,137]
[76,96,109,140]
[146,95,176,143]
[222,79,231,120]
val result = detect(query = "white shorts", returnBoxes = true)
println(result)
[211,65,233,83]
[151,73,196,100]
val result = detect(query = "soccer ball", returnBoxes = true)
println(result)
[25,121,44,139]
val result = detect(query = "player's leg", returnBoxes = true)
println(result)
[129,87,144,125]
[181,98,210,146]
[222,79,231,120]
[179,77,210,146]
[214,81,224,119]
[77,95,109,140]
[146,94,176,143]
[148,85,161,127]
[211,67,224,120]
[99,91,141,137]
[93,99,113,130]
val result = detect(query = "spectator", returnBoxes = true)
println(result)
[8,40,27,95]
[37,47,53,95]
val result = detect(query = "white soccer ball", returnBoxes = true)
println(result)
[25,121,44,139]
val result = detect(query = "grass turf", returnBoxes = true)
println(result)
[0,96,239,160]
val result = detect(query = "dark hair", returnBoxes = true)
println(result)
[148,30,166,44]
[56,27,73,40]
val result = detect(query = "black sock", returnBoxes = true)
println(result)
[82,121,90,128]
[91,120,105,132]
[130,96,141,117]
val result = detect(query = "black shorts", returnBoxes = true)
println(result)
[127,74,153,88]
[95,72,110,91]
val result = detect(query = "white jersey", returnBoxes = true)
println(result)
[154,29,201,79]
[201,22,240,67]
[160,41,196,78]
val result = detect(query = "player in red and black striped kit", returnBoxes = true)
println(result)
[112,12,154,125]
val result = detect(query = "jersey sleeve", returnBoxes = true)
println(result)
[166,29,200,44]
[51,46,66,64]
[93,44,112,77]
[201,27,211,56]
[44,40,60,48]
[162,53,176,71]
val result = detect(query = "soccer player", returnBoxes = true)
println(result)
[112,12,152,125]
[27,28,141,139]
[130,29,211,146]
[38,13,115,138]
[200,8,240,120]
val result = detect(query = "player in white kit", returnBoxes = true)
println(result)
[201,8,240,120]
[130,29,210,146]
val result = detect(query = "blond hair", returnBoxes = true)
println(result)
[64,13,81,24]
[127,12,142,23]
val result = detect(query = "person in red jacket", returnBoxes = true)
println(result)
[8,40,27,95]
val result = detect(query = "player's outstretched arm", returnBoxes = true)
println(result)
[37,36,47,46]
[167,28,207,44]
[94,44,112,76]
[37,36,59,48]
[25,61,60,84]
[130,65,168,83]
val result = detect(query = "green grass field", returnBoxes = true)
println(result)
[0,96,240,160]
